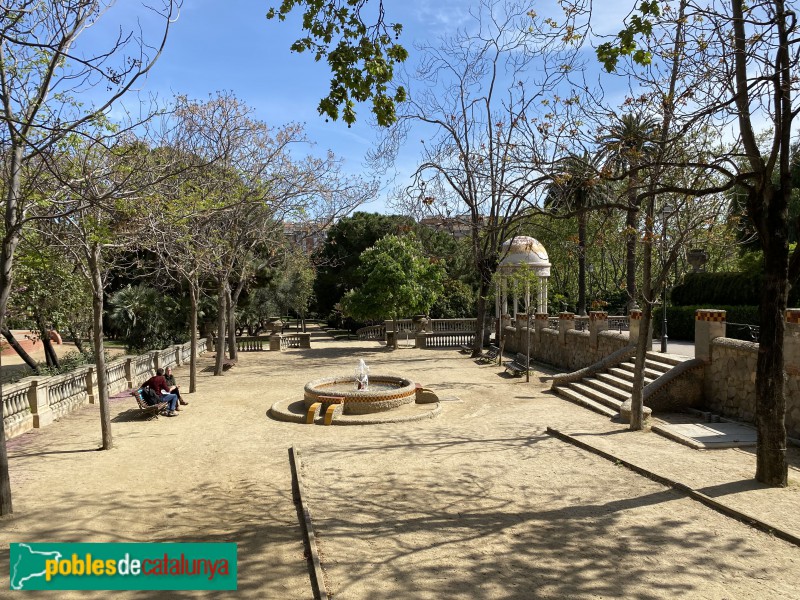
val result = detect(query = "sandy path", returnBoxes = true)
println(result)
[0,328,798,599]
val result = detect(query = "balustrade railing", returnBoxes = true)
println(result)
[4,337,209,440]
[547,317,560,330]
[357,325,386,340]
[133,354,155,384]
[281,334,301,349]
[47,371,89,417]
[432,319,476,333]
[105,359,128,395]
[3,382,32,434]
[236,337,266,352]
[425,331,475,348]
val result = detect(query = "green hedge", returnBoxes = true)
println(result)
[654,305,760,342]
[672,272,800,306]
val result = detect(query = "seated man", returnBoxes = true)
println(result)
[164,366,187,405]
[144,368,180,416]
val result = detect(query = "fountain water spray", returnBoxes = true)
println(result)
[354,359,369,390]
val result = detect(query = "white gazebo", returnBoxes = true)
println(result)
[496,236,551,322]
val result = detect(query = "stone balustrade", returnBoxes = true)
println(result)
[3,337,208,440]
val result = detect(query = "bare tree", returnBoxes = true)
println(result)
[0,0,179,514]
[598,0,800,483]
[380,0,588,355]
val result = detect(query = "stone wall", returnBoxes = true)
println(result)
[696,309,800,440]
[704,338,758,423]
[502,312,631,371]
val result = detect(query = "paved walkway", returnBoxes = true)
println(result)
[0,328,798,599]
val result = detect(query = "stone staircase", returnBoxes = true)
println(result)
[552,351,690,418]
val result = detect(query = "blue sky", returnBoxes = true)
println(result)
[85,1,635,213]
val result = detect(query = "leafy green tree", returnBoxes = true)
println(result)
[108,285,185,353]
[313,212,414,317]
[340,235,444,348]
[267,0,407,125]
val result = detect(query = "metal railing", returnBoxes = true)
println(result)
[727,322,760,342]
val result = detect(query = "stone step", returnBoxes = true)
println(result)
[596,372,635,392]
[646,351,687,367]
[582,377,631,402]
[607,366,654,386]
[554,387,618,418]
[617,361,665,380]
[567,382,624,411]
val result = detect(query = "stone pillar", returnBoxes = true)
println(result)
[558,312,575,345]
[85,366,96,404]
[415,333,427,349]
[298,332,311,349]
[150,350,162,372]
[173,344,183,366]
[270,333,283,351]
[534,313,548,334]
[629,309,642,343]
[785,310,800,376]
[589,311,609,350]
[694,309,726,362]
[124,357,134,389]
[27,379,55,428]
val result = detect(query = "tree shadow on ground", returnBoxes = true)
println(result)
[299,430,790,600]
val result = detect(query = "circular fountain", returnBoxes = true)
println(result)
[303,374,417,415]
[269,358,440,424]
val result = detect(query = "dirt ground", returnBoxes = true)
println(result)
[1,327,799,599]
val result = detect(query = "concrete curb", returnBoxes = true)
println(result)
[545,427,800,548]
[289,446,330,600]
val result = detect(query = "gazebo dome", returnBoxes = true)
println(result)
[498,236,551,276]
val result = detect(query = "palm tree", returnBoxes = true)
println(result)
[546,152,607,315]
[598,113,660,312]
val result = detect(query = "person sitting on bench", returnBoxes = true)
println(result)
[164,366,188,406]
[144,368,180,416]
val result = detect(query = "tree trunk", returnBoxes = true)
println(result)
[88,243,112,450]
[68,326,86,355]
[226,285,237,361]
[577,211,587,316]
[214,278,228,376]
[755,191,789,486]
[36,317,59,369]
[1,327,39,374]
[189,283,198,394]
[629,198,655,430]
[625,204,638,312]
[0,143,26,514]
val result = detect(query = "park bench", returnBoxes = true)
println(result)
[459,343,474,354]
[477,344,500,364]
[131,388,168,420]
[504,353,530,377]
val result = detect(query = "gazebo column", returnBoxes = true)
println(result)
[525,280,531,314]
[501,276,509,317]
